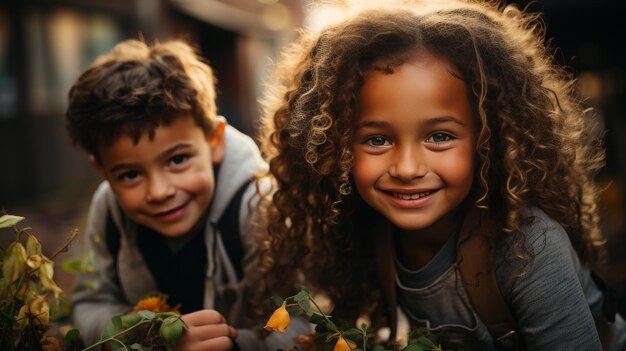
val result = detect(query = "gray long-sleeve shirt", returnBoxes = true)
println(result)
[396,207,625,350]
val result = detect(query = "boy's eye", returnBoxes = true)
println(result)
[364,136,391,147]
[118,171,140,182]
[426,132,454,144]
[170,154,189,166]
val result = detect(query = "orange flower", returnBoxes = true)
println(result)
[264,301,291,332]
[134,295,181,314]
[334,335,356,351]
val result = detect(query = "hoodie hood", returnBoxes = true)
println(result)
[208,123,267,223]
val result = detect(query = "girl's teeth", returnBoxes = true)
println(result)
[392,191,431,200]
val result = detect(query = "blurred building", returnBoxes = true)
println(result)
[0,0,303,208]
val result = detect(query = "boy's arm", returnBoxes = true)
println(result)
[71,182,133,345]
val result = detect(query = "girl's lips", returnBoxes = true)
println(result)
[384,188,440,208]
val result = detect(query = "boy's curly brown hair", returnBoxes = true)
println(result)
[251,0,606,325]
[66,39,217,160]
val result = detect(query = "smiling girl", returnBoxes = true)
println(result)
[253,0,625,349]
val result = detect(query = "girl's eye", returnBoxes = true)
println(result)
[170,154,189,166]
[364,136,391,147]
[426,132,454,144]
[118,171,140,182]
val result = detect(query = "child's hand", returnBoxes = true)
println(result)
[176,309,238,351]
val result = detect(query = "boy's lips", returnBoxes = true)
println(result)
[150,200,191,221]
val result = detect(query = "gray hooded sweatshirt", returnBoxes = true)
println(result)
[71,125,309,350]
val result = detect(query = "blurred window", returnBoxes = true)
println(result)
[0,11,17,120]
[25,8,122,117]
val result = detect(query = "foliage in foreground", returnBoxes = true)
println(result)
[265,287,453,351]
[0,213,186,351]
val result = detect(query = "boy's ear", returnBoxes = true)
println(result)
[88,154,107,177]
[209,117,226,164]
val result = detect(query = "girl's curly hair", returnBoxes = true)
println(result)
[250,0,606,325]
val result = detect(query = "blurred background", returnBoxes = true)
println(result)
[0,0,624,315]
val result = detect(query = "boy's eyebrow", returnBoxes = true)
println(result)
[108,143,194,173]
[158,143,194,159]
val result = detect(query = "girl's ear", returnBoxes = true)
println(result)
[89,154,106,177]
[209,117,226,164]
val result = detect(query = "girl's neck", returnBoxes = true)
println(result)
[395,209,463,270]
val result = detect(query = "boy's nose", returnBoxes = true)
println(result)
[145,174,175,202]
[389,147,428,181]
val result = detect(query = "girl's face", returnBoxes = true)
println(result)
[352,54,477,235]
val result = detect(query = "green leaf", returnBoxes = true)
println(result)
[293,290,309,304]
[404,344,425,351]
[61,258,83,274]
[372,345,386,351]
[0,214,24,228]
[100,316,123,341]
[296,296,312,314]
[415,336,436,347]
[300,286,310,294]
[137,310,156,320]
[271,295,284,307]
[130,343,143,350]
[120,314,143,328]
[160,315,186,351]
[343,328,361,336]
[309,313,327,326]
[62,328,81,350]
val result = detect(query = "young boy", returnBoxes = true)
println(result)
[65,39,308,351]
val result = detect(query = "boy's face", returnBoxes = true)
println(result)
[92,115,224,238]
[352,54,477,236]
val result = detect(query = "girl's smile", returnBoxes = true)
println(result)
[352,53,477,240]
[385,188,440,208]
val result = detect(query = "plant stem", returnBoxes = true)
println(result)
[80,320,152,351]
[306,295,338,332]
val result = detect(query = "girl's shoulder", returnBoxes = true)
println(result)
[495,206,582,284]
[517,206,571,252]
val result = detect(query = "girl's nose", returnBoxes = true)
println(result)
[389,147,428,181]
[145,174,175,202]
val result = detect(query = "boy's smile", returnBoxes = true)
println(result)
[93,115,224,238]
[352,53,477,241]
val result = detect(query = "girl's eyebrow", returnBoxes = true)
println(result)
[354,120,389,130]
[355,116,465,130]
[424,116,466,126]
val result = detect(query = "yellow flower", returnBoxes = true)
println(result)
[39,258,63,299]
[3,242,27,284]
[334,335,356,351]
[17,295,50,329]
[264,301,291,332]
[25,233,42,256]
